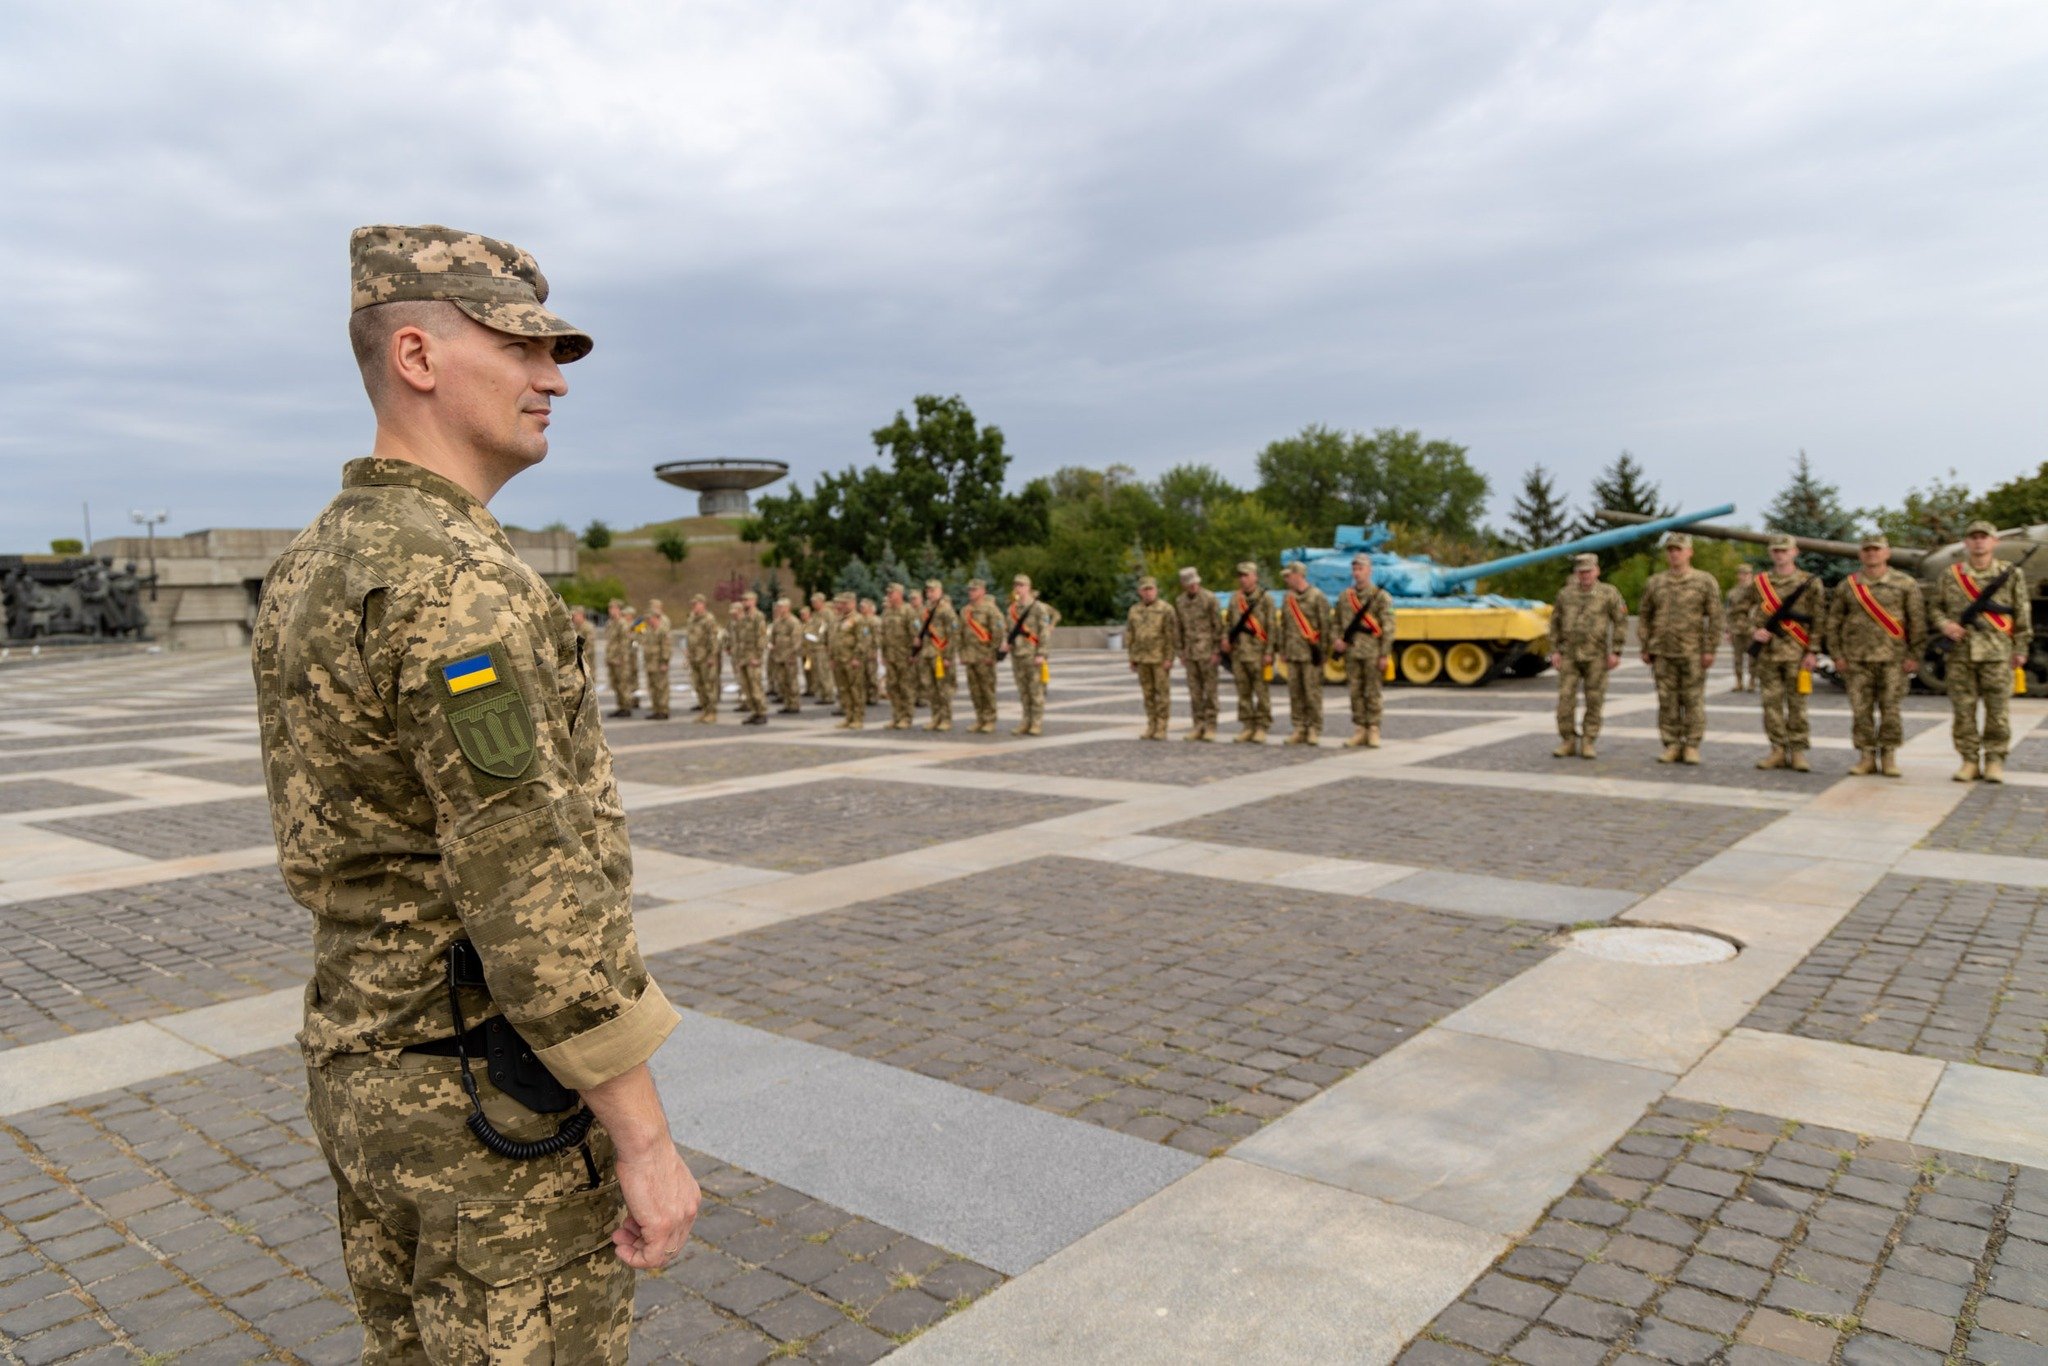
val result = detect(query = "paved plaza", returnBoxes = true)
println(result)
[1,647,2046,1363]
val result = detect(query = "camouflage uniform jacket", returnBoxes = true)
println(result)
[958,599,1004,664]
[1821,569,1926,662]
[728,609,766,667]
[918,599,959,662]
[1550,581,1628,661]
[1730,570,1826,663]
[636,611,672,665]
[830,611,875,665]
[603,612,632,664]
[1335,584,1395,656]
[1005,598,1054,661]
[769,613,804,664]
[1124,599,1181,665]
[251,458,678,1090]
[879,602,920,658]
[1222,588,1279,658]
[1174,588,1223,659]
[1637,568,1726,656]
[1277,586,1333,664]
[683,612,722,664]
[1931,561,2032,663]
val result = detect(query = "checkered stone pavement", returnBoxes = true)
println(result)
[1425,734,1823,793]
[650,858,1555,1157]
[613,742,865,789]
[1400,1096,2048,1366]
[1921,783,2048,862]
[0,727,232,754]
[0,747,186,777]
[1743,875,2048,1074]
[0,780,118,816]
[824,718,1121,743]
[33,795,278,861]
[152,757,268,788]
[941,737,1329,785]
[1154,779,1779,892]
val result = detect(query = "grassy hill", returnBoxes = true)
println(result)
[567,517,796,609]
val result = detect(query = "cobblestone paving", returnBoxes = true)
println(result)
[1701,707,1946,743]
[1155,779,1777,892]
[1400,1096,2048,1366]
[0,780,118,815]
[33,795,278,860]
[629,780,1102,873]
[614,742,865,789]
[941,738,1329,785]
[1922,784,2048,862]
[651,858,1555,1157]
[153,757,269,789]
[1744,875,2048,1075]
[0,748,183,777]
[0,867,309,1048]
[2008,734,2048,772]
[1426,735,1825,793]
[0,1049,1001,1366]
[823,718,1121,743]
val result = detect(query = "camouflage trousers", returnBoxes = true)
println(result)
[769,657,801,712]
[1841,659,1907,750]
[810,649,835,702]
[1285,658,1323,734]
[1183,657,1219,730]
[1947,658,2014,760]
[1650,654,1707,746]
[607,653,637,713]
[644,661,670,719]
[736,659,766,719]
[884,651,916,726]
[833,660,867,725]
[1012,654,1046,729]
[1730,640,1748,690]
[1555,655,1608,741]
[690,661,720,718]
[915,654,933,707]
[1228,650,1271,729]
[965,660,998,726]
[308,1053,634,1365]
[865,657,880,703]
[1344,650,1384,728]
[1755,657,1810,750]
[927,655,955,727]
[1134,661,1171,732]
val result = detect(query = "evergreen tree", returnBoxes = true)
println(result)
[1506,465,1572,550]
[1574,451,1670,570]
[1765,451,1862,582]
[1111,539,1146,619]
[834,556,878,603]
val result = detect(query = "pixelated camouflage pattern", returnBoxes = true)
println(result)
[1550,581,1627,661]
[1222,588,1278,662]
[1174,586,1223,659]
[1005,597,1054,662]
[1931,562,2031,663]
[1636,567,1725,657]
[922,597,959,726]
[1337,585,1393,730]
[1555,657,1609,743]
[253,459,678,1091]
[958,598,1005,665]
[1821,569,1926,662]
[1124,598,1181,665]
[1947,659,2015,760]
[349,224,593,363]
[638,610,673,718]
[603,612,639,712]
[684,609,724,717]
[1729,570,1825,664]
[1277,585,1332,664]
[880,600,920,658]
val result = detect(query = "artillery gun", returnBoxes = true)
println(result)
[1597,510,2048,693]
[1236,505,1735,687]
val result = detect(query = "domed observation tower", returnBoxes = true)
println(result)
[653,459,790,517]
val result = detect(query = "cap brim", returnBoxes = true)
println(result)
[454,298,594,363]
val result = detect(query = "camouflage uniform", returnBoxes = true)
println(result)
[918,586,960,731]
[572,611,598,670]
[1173,576,1224,740]
[1822,564,1927,761]
[1222,571,1278,741]
[730,601,769,722]
[1726,578,1754,692]
[1277,579,1333,743]
[1124,583,1182,739]
[768,605,804,714]
[959,590,1005,732]
[638,606,674,719]
[860,602,882,704]
[879,592,921,729]
[1552,575,1628,749]
[1334,581,1394,745]
[1006,589,1056,735]
[255,458,678,1363]
[1930,552,2031,768]
[807,595,836,704]
[684,605,723,721]
[830,600,875,727]
[1730,566,1825,763]
[603,608,638,716]
[1637,564,1725,753]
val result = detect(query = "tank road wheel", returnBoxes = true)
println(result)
[1445,642,1493,687]
[1401,642,1444,686]
[1914,645,1950,696]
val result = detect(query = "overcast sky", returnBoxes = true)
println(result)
[5,1,2046,552]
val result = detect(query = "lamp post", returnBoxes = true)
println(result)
[130,510,168,601]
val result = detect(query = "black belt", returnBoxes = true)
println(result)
[402,1019,491,1058]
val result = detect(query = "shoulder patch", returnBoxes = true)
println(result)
[448,692,535,779]
[441,653,499,696]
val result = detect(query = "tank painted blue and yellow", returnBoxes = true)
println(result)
[1232,505,1735,687]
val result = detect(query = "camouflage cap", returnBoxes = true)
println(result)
[349,225,592,363]
[1861,533,1889,550]
[1137,575,1158,590]
[886,582,905,594]
[1661,532,1692,549]
[1282,559,1306,576]
[1352,553,1373,568]
[1767,534,1796,551]
[836,592,855,604]
[1012,574,1032,589]
[741,591,758,603]
[1235,561,1259,577]
[924,579,944,592]
[1178,566,1199,582]
[691,593,706,604]
[967,578,987,590]
[1964,518,1999,537]
[775,597,791,608]
[1572,553,1598,570]
[648,598,664,611]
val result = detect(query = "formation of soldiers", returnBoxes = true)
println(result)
[1559,525,2032,782]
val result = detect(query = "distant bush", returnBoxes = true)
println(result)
[555,574,627,611]
[581,520,613,551]
[49,538,82,554]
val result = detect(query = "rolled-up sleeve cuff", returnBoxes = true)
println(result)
[533,979,681,1091]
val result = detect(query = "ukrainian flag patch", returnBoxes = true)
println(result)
[441,653,498,696]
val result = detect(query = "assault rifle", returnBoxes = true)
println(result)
[1747,576,1816,659]
[1930,564,2019,657]
[913,604,936,657]
[1342,590,1382,644]
[1000,602,1033,659]
[1223,596,1260,654]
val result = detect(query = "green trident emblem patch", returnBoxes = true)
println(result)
[449,693,535,779]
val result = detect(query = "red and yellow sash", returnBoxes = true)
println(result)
[1848,576,1905,639]
[1236,596,1268,643]
[1008,603,1039,645]
[1953,564,2014,634]
[1343,588,1382,637]
[965,611,992,643]
[1285,593,1322,644]
[1755,575,1810,648]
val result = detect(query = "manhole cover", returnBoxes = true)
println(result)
[1567,927,1737,966]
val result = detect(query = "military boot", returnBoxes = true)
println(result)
[1788,749,1810,772]
[1681,745,1701,765]
[1579,739,1598,759]
[1026,720,1043,736]
[1232,726,1254,744]
[1553,738,1580,759]
[1305,727,1321,746]
[1756,747,1786,771]
[1283,729,1307,746]
[1849,749,1877,776]
[1197,724,1217,741]
[1657,743,1682,764]
[1366,725,1380,748]
[1345,726,1369,748]
[1954,757,1980,783]
[1983,756,2006,784]
[1185,726,1206,742]
[1249,726,1268,744]
[1880,749,1901,778]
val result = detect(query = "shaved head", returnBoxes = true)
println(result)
[348,300,465,404]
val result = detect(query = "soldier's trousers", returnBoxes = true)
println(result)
[1134,661,1171,732]
[1555,655,1608,740]
[834,661,867,724]
[811,649,835,703]
[1841,660,1907,750]
[1184,658,1219,731]
[915,655,933,707]
[1756,657,1810,751]
[1650,655,1707,746]
[607,656,635,712]
[1947,659,2013,760]
[1012,654,1046,729]
[691,662,720,717]
[309,1054,634,1365]
[1285,657,1322,734]
[885,652,915,725]
[929,656,956,727]
[1229,651,1271,730]
[770,658,801,712]
[1731,642,1748,690]
[645,662,671,719]
[966,661,997,726]
[737,660,766,718]
[1345,652,1385,728]
[865,658,879,703]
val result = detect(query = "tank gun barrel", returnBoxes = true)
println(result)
[1594,510,1927,566]
[1429,505,1737,592]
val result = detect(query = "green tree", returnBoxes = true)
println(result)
[1765,451,1861,581]
[580,519,613,552]
[1869,471,1979,549]
[49,538,83,554]
[1571,451,1671,573]
[653,528,689,578]
[1254,426,1487,538]
[1505,465,1572,550]
[555,574,627,612]
[1977,462,2048,530]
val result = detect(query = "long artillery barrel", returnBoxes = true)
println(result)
[1594,509,1929,567]
[1427,504,1738,594]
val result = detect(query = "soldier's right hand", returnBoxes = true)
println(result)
[611,1139,700,1270]
[1548,652,1561,670]
[1941,621,1966,642]
[1752,627,1772,644]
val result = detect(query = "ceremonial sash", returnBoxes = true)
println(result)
[1285,594,1322,643]
[966,612,992,643]
[1009,604,1039,645]
[1343,588,1382,637]
[1235,598,1268,643]
[1848,576,1905,639]
[1954,564,2014,634]
[1755,575,1810,648]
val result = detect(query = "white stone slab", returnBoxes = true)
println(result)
[635,898,804,956]
[0,823,154,883]
[1377,870,1637,924]
[150,988,302,1058]
[1670,850,1887,908]
[1672,1029,1944,1139]
[0,1022,220,1116]
[1912,1062,2048,1169]
[1894,848,2048,890]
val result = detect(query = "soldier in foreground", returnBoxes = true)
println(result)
[879,582,921,729]
[1932,519,2031,783]
[1125,575,1181,739]
[919,579,959,731]
[685,594,723,722]
[1637,533,1724,765]
[959,578,1004,732]
[1332,552,1394,749]
[831,593,874,728]
[1726,563,1755,692]
[1173,567,1223,741]
[604,598,638,717]
[1222,561,1277,743]
[1005,574,1054,736]
[729,592,769,725]
[1278,561,1332,745]
[1550,553,1627,758]
[253,225,696,1361]
[640,598,675,720]
[1822,533,1926,777]
[1735,536,1823,772]
[768,597,804,714]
